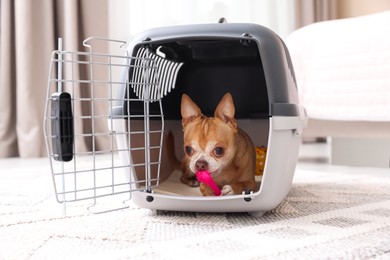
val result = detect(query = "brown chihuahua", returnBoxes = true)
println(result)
[167,93,257,196]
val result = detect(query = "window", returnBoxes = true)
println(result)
[109,0,296,42]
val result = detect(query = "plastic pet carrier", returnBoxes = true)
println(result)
[44,23,307,216]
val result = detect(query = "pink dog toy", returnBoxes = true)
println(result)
[196,170,221,196]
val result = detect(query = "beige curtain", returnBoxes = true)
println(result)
[0,0,108,158]
[294,0,338,28]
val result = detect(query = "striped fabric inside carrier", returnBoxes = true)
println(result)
[131,47,184,101]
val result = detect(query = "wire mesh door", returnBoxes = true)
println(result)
[43,37,181,213]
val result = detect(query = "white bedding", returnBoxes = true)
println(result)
[286,11,390,122]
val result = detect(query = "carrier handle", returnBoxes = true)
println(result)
[51,92,74,162]
[82,36,127,50]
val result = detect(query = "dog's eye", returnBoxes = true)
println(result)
[213,147,225,157]
[185,146,194,156]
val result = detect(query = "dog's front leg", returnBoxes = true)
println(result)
[180,160,200,187]
[222,181,256,195]
[199,183,217,196]
[221,185,234,195]
[180,171,199,187]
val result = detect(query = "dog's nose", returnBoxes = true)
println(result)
[195,160,208,171]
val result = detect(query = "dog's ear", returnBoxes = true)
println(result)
[214,93,237,129]
[181,94,202,127]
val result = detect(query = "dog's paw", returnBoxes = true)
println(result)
[221,185,234,195]
[189,179,200,187]
[185,178,200,187]
[180,174,200,187]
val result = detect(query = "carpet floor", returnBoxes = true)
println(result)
[1,144,390,259]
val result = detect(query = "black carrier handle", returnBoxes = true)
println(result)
[51,92,74,162]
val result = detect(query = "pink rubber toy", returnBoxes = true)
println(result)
[196,170,221,196]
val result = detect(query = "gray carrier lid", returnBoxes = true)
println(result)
[118,23,299,118]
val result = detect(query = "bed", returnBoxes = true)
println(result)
[286,11,390,167]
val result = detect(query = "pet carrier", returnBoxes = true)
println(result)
[44,23,307,216]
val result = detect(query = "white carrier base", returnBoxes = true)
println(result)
[113,114,305,215]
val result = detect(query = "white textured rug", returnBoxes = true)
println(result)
[1,159,390,259]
